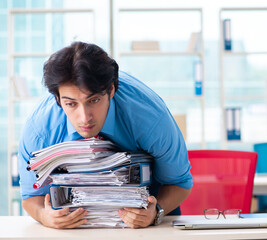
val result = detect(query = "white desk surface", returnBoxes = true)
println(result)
[1,215,267,240]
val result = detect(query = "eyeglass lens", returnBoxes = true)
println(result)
[204,209,241,219]
[223,209,240,218]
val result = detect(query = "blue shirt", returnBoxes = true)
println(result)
[18,71,193,211]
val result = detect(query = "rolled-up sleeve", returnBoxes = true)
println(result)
[18,121,50,200]
[140,112,193,189]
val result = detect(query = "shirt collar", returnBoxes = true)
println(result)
[67,117,77,136]
[100,98,115,136]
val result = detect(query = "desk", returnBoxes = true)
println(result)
[254,173,267,195]
[1,215,267,240]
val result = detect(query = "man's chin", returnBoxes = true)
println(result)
[78,131,97,139]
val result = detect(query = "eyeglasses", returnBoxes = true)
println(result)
[204,208,242,219]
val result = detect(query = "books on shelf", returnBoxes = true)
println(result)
[131,40,160,52]
[187,32,202,52]
[11,152,20,186]
[225,107,241,141]
[223,19,232,51]
[27,137,152,228]
[194,61,203,96]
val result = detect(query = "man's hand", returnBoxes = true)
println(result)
[118,196,157,229]
[23,194,88,229]
[40,194,88,229]
[117,185,191,229]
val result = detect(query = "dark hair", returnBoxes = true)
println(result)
[43,42,119,105]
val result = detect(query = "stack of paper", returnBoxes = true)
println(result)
[28,138,121,188]
[50,168,130,186]
[27,137,152,228]
[70,206,128,228]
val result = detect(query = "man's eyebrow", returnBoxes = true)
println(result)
[61,96,76,101]
[61,93,96,101]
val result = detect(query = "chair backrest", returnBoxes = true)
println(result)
[181,150,258,215]
[253,143,267,173]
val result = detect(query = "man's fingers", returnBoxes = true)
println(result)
[61,208,88,227]
[62,208,88,223]
[119,210,143,229]
[53,208,71,217]
[147,195,157,205]
[122,207,147,216]
[119,196,159,228]
[52,208,88,228]
[61,209,88,228]
[44,194,70,217]
[44,194,51,208]
[119,209,152,229]
[64,218,88,229]
[119,209,146,222]
[122,217,142,229]
[41,194,88,228]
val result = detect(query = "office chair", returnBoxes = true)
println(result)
[253,143,267,212]
[181,150,258,215]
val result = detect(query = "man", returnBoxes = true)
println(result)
[18,42,192,229]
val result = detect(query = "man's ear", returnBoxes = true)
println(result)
[109,84,115,99]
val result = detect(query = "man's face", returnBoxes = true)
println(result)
[59,83,115,138]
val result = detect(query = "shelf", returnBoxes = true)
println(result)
[119,8,202,12]
[116,7,205,149]
[10,8,94,14]
[163,95,204,101]
[7,7,98,216]
[222,51,267,56]
[11,53,51,58]
[224,140,262,146]
[219,7,267,149]
[224,95,266,101]
[225,140,248,144]
[119,51,203,56]
[221,7,267,11]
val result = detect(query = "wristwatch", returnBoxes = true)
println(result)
[154,203,164,225]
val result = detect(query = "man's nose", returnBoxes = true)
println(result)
[79,105,92,123]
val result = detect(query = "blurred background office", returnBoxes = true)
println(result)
[1,0,267,216]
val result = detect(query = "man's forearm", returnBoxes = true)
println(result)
[156,185,191,215]
[22,196,45,223]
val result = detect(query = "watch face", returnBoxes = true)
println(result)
[155,210,164,225]
[154,204,164,225]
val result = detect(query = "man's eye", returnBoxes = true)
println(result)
[90,98,100,104]
[65,102,76,107]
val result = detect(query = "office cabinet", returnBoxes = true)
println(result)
[7,8,96,215]
[113,8,206,148]
[219,8,267,149]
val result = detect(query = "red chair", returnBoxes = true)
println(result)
[181,150,258,215]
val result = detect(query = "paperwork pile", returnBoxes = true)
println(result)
[27,137,152,228]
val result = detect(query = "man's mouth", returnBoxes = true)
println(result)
[80,125,95,132]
